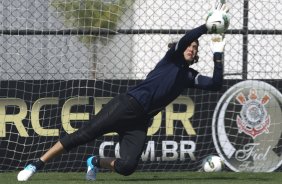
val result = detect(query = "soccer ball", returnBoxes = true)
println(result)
[206,11,230,34]
[202,155,224,172]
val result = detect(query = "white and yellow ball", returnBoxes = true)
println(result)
[202,155,224,172]
[206,11,230,34]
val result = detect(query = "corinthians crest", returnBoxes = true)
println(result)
[213,80,282,172]
[236,89,271,139]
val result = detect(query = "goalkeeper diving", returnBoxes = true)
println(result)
[17,3,230,181]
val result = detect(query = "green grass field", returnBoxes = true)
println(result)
[1,172,281,184]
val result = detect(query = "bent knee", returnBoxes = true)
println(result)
[114,158,138,176]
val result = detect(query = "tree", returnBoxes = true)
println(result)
[51,0,135,78]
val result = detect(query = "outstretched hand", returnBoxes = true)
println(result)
[215,2,229,13]
[210,35,226,53]
[210,3,229,17]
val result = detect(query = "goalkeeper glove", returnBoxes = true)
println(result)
[205,3,230,34]
[210,35,226,53]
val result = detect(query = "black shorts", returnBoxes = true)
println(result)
[60,93,149,160]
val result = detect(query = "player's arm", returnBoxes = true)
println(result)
[194,36,225,91]
[174,3,229,54]
[174,24,208,53]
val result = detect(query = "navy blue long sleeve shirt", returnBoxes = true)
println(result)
[127,24,223,116]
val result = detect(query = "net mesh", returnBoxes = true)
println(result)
[0,0,281,172]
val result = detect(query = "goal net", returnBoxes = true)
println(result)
[0,0,281,172]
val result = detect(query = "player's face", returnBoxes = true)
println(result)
[183,41,198,63]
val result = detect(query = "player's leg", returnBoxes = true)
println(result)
[18,94,134,181]
[86,96,147,180]
[114,124,148,176]
[60,94,133,151]
[17,141,64,181]
[40,141,64,162]
[86,125,148,180]
[85,156,116,180]
[17,112,112,181]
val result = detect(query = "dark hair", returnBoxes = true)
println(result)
[168,40,199,64]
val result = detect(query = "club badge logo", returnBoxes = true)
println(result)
[236,89,270,138]
[212,80,282,172]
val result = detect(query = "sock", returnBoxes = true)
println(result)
[33,158,45,170]
[91,156,100,168]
